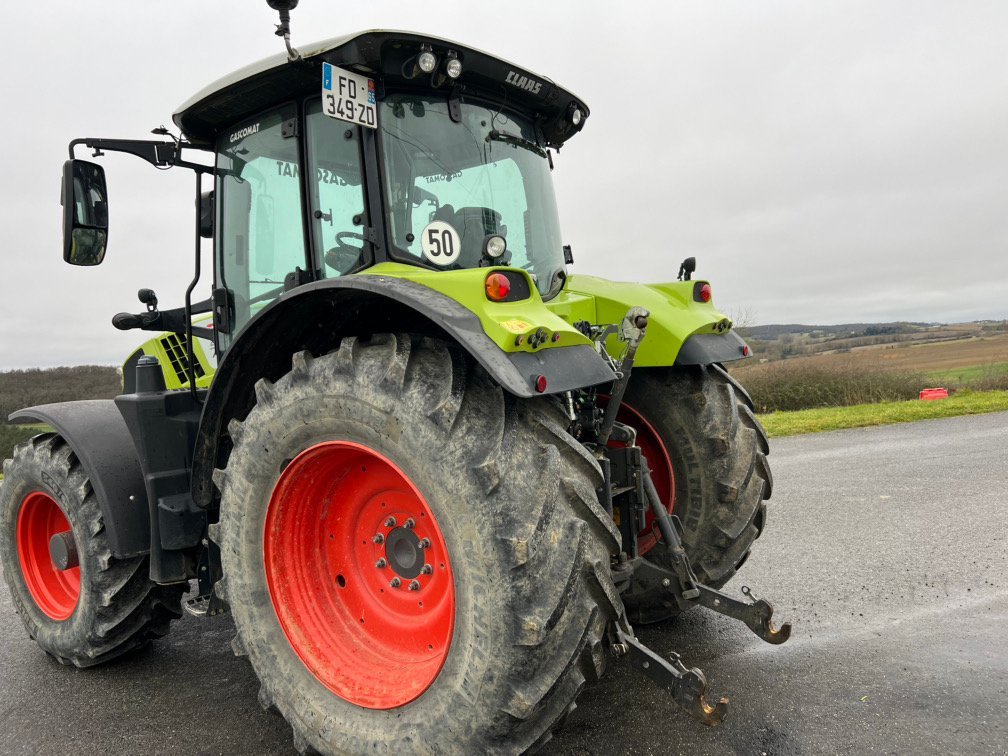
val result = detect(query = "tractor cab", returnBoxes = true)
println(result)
[172,31,589,345]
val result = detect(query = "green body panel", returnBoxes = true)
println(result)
[557,275,732,366]
[359,263,594,353]
[125,330,216,391]
[359,264,732,366]
[129,266,731,390]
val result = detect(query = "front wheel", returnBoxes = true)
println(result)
[212,334,623,754]
[0,434,183,666]
[615,364,772,624]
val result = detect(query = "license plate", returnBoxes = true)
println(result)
[322,63,377,129]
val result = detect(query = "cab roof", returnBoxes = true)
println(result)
[173,30,589,148]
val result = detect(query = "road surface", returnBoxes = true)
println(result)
[2,412,1006,755]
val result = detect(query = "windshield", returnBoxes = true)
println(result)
[379,94,565,296]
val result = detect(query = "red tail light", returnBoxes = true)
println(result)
[699,283,712,303]
[485,272,512,301]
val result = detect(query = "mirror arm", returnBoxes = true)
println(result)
[68,138,212,173]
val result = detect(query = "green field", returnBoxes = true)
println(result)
[925,361,1008,385]
[758,389,1008,437]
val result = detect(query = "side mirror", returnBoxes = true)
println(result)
[200,190,215,239]
[61,160,109,266]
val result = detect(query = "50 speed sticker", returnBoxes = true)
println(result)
[420,221,461,266]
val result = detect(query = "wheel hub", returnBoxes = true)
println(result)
[384,526,424,580]
[16,492,81,621]
[264,441,455,710]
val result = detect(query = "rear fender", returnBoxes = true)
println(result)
[8,401,149,558]
[190,276,615,507]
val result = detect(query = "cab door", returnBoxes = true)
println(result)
[214,104,308,348]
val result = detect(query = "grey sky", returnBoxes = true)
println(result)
[1,1,1005,369]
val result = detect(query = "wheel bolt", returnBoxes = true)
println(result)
[373,533,384,544]
[376,558,387,569]
[385,516,396,527]
[409,580,421,591]
[390,577,401,588]
[403,518,416,529]
[418,538,431,549]
[421,564,433,575]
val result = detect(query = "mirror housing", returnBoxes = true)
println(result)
[200,190,214,239]
[61,160,109,266]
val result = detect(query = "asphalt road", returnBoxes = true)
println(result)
[2,412,1006,755]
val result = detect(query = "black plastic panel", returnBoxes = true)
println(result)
[674,331,750,365]
[8,401,150,558]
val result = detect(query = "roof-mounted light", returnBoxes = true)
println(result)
[445,51,462,79]
[417,48,438,74]
[567,102,584,127]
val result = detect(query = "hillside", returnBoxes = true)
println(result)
[0,366,120,420]
[737,319,1008,361]
[0,366,120,461]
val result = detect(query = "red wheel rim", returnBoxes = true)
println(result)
[601,399,676,555]
[16,492,81,621]
[264,441,456,709]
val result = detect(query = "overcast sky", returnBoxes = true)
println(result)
[1,1,1005,369]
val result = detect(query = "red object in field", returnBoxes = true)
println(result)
[919,388,949,401]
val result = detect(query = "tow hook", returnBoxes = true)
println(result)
[695,584,791,645]
[596,304,790,724]
[642,462,792,645]
[608,456,790,726]
[611,616,729,727]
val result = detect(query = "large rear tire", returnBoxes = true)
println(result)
[0,434,184,666]
[617,364,772,624]
[212,334,622,754]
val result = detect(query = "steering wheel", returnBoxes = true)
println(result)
[323,231,367,274]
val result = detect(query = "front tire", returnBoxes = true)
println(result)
[0,434,184,666]
[212,334,623,754]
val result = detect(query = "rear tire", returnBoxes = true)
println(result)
[0,434,184,667]
[619,364,772,624]
[212,334,623,755]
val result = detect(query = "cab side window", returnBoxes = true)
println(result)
[305,100,368,277]
[216,105,306,346]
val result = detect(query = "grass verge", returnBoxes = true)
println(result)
[758,390,1008,437]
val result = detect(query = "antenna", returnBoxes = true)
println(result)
[267,0,302,61]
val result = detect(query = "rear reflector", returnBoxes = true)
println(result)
[534,374,548,393]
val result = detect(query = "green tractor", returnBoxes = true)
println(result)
[0,4,787,752]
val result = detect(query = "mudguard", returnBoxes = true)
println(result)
[8,401,150,558]
[674,331,750,365]
[190,275,616,507]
